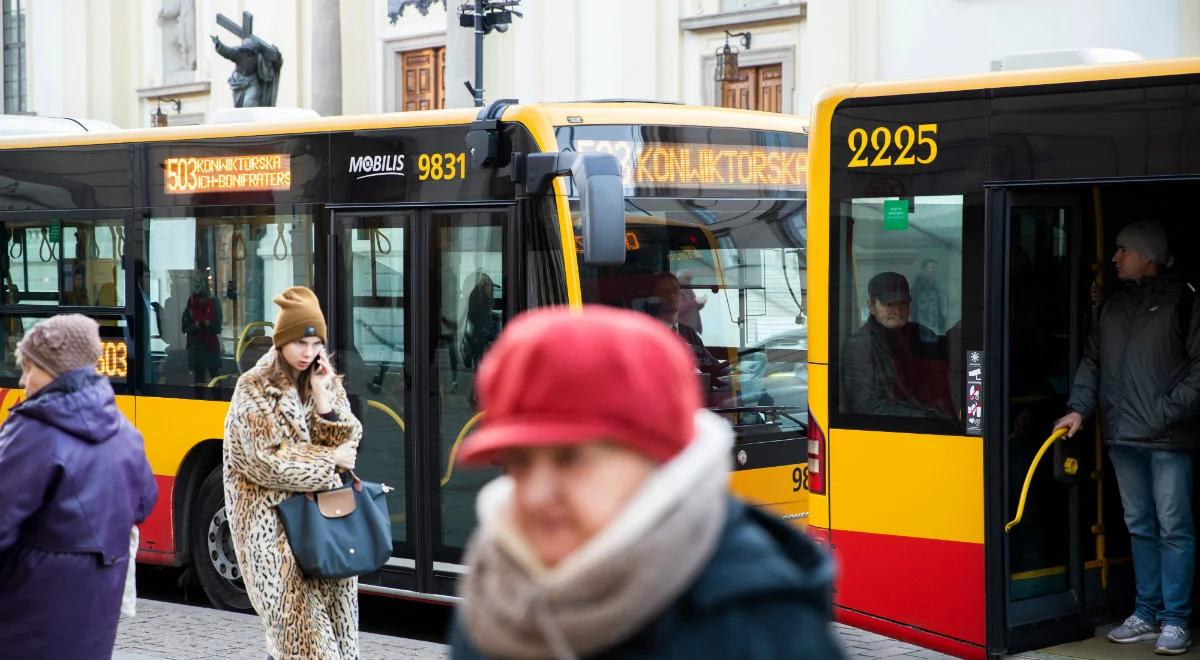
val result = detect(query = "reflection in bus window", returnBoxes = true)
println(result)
[143,210,313,392]
[0,218,126,308]
[836,196,964,427]
[433,212,505,559]
[576,199,807,433]
[339,217,408,547]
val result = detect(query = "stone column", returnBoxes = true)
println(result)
[312,0,343,116]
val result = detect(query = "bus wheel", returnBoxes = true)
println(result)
[191,467,251,611]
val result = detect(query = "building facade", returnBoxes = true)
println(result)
[5,0,1200,128]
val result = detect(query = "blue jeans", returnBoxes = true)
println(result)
[1109,445,1196,627]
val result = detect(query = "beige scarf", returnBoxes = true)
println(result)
[459,410,733,660]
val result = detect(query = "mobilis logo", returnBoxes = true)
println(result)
[349,155,406,179]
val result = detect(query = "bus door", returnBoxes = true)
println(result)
[330,206,508,597]
[991,190,1097,651]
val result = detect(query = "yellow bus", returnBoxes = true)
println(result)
[0,101,809,607]
[806,57,1200,657]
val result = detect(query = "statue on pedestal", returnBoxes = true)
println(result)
[211,11,283,108]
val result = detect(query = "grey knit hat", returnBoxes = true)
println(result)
[16,314,102,378]
[1117,221,1172,267]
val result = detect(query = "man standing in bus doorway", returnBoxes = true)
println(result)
[1055,221,1200,655]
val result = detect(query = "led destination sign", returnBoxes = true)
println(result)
[574,139,807,190]
[164,154,292,194]
[96,339,128,379]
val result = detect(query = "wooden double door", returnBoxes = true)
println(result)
[398,46,446,111]
[721,63,782,113]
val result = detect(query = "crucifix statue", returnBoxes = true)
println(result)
[211,11,283,107]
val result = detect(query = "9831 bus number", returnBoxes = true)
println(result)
[847,123,938,168]
[417,152,467,181]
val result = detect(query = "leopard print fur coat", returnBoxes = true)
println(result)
[223,350,364,659]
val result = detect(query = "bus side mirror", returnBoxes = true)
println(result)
[523,151,627,267]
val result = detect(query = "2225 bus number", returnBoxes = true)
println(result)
[417,152,467,181]
[847,123,938,168]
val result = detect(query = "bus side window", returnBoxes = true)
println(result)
[836,196,965,430]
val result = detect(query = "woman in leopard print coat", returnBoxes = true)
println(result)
[223,287,363,659]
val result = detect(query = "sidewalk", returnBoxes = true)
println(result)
[115,599,448,660]
[115,599,952,659]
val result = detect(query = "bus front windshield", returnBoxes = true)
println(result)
[575,198,807,433]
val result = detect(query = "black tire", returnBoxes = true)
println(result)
[190,467,252,611]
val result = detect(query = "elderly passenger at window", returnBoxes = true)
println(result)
[841,271,954,419]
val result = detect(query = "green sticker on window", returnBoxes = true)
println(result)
[47,225,61,243]
[883,199,909,230]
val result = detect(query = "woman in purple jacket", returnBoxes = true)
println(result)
[0,314,158,658]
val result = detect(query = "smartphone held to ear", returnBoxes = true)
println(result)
[309,349,332,375]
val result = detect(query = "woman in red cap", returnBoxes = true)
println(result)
[450,305,841,659]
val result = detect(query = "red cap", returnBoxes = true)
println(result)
[456,305,701,465]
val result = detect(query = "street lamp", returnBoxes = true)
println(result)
[715,30,752,83]
[151,98,182,128]
[457,0,523,106]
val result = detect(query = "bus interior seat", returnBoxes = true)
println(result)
[238,335,274,374]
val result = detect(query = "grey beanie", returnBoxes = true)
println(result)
[1117,221,1172,267]
[15,314,102,378]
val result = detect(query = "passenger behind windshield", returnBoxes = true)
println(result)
[648,272,728,386]
[842,271,954,420]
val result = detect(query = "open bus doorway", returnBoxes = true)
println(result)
[998,180,1200,654]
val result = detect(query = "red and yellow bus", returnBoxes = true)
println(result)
[0,101,809,607]
[806,57,1200,656]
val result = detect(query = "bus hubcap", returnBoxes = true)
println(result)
[207,507,246,591]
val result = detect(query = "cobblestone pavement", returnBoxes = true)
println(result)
[114,599,449,660]
[115,599,954,659]
[833,623,956,659]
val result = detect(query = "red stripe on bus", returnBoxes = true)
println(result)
[836,607,985,659]
[831,528,985,646]
[139,475,176,557]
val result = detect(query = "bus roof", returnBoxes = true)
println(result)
[814,55,1200,109]
[0,102,809,151]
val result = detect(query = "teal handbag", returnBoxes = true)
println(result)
[276,471,393,579]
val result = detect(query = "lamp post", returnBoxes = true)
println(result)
[714,30,752,83]
[457,0,522,107]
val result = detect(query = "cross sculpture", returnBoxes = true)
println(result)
[211,11,283,108]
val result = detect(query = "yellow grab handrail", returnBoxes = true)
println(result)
[1005,427,1069,533]
[235,321,275,361]
[366,399,406,432]
[441,411,484,487]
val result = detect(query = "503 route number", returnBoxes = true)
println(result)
[792,466,809,493]
[418,152,467,181]
[847,123,938,168]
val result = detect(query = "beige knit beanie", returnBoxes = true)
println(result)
[273,286,327,348]
[16,314,102,378]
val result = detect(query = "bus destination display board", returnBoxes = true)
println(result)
[164,154,292,194]
[558,125,808,197]
[574,139,807,191]
[96,338,128,380]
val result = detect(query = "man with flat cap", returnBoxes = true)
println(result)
[1055,220,1200,654]
[841,271,954,419]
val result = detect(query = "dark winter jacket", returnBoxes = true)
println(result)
[0,367,158,659]
[1067,277,1200,449]
[449,500,842,659]
[841,316,955,419]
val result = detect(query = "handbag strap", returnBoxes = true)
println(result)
[344,469,364,492]
[302,469,364,501]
